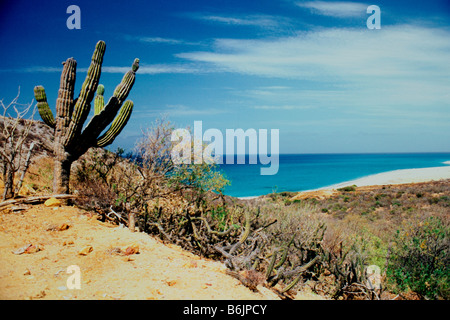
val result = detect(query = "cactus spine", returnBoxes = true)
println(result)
[33,40,138,194]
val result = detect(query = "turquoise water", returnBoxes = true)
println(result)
[218,153,450,198]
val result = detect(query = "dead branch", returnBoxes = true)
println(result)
[0,194,77,209]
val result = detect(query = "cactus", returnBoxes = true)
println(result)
[33,40,138,194]
[34,86,56,128]
[96,100,133,147]
[94,84,105,115]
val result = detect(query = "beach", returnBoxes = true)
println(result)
[238,162,450,199]
[322,164,450,190]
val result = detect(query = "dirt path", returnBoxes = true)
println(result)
[0,204,274,300]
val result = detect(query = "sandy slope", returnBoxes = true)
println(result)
[0,204,270,300]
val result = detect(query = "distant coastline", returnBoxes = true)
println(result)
[237,160,450,199]
[319,162,450,190]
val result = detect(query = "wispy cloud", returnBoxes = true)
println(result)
[177,23,450,119]
[177,24,450,81]
[252,105,313,110]
[2,64,210,75]
[166,104,228,115]
[134,36,184,45]
[202,14,279,27]
[135,104,229,118]
[296,1,368,18]
[189,13,292,30]
[104,64,208,74]
[0,66,63,73]
[122,34,199,46]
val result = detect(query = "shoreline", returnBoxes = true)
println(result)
[238,162,450,199]
[320,164,450,191]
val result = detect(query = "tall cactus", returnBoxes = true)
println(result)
[33,40,138,194]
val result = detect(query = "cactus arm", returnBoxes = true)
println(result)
[94,84,105,115]
[281,256,319,293]
[266,251,278,279]
[33,86,56,128]
[55,58,77,138]
[96,100,133,147]
[64,40,106,147]
[113,58,139,103]
[74,58,139,155]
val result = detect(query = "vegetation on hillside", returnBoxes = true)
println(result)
[1,110,448,300]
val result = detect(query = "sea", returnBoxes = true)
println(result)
[217,153,450,198]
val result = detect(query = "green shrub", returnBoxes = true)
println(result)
[337,185,356,192]
[386,216,449,299]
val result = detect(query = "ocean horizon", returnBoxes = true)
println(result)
[217,152,450,198]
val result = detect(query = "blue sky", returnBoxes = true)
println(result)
[1,0,449,154]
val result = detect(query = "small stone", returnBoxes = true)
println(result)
[58,223,70,231]
[78,246,93,255]
[12,244,32,255]
[44,197,61,207]
[166,280,177,287]
[122,243,139,255]
[25,244,41,254]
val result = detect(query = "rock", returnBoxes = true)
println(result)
[12,243,32,255]
[44,197,61,207]
[25,245,41,253]
[78,246,93,255]
[58,223,70,231]
[122,243,139,255]
[46,223,70,231]
[12,243,41,255]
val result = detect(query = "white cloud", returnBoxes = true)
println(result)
[122,34,190,45]
[6,64,208,75]
[104,64,207,74]
[0,66,63,73]
[135,36,184,45]
[135,104,228,118]
[296,1,368,18]
[177,24,450,82]
[202,14,280,27]
[191,13,292,30]
[176,24,450,118]
[252,105,313,110]
[166,104,228,115]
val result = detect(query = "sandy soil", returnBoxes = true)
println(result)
[0,204,277,300]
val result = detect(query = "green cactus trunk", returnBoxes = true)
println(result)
[33,41,138,195]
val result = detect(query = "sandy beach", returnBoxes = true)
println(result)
[239,162,450,199]
[322,164,450,190]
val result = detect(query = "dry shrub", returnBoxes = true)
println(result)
[71,120,241,259]
[214,201,328,296]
